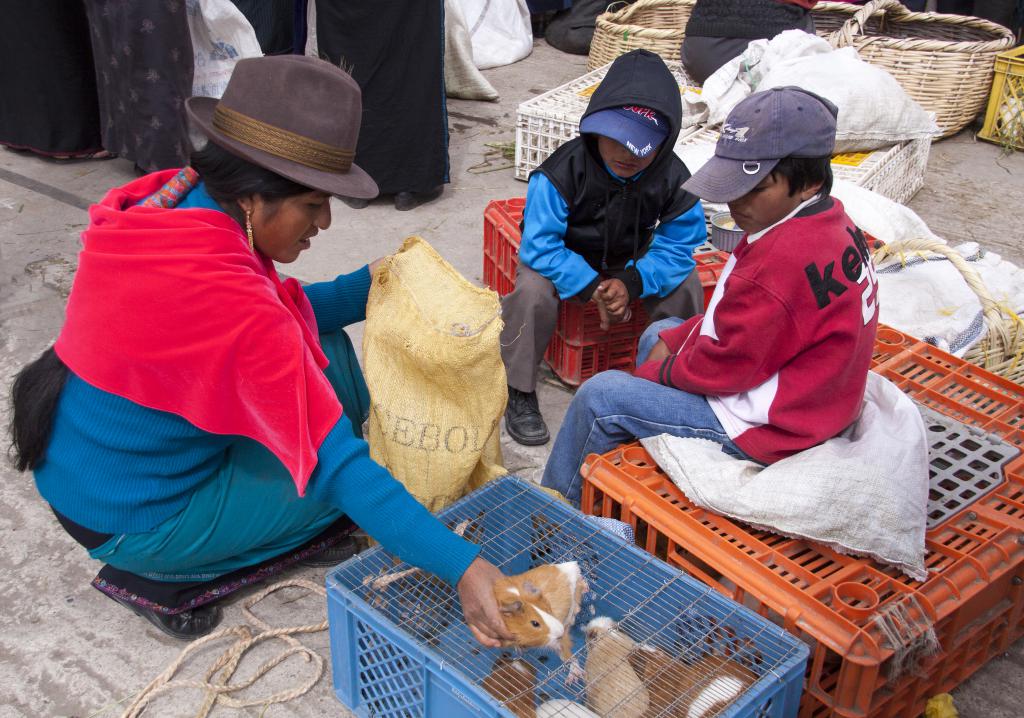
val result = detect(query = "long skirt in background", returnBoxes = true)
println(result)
[228,0,296,55]
[315,0,449,196]
[0,0,103,157]
[83,0,194,172]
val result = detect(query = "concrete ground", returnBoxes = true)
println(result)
[1,40,1022,718]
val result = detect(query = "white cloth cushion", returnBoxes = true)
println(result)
[641,372,929,581]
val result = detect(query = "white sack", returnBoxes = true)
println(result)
[445,0,500,101]
[759,35,938,152]
[692,30,938,152]
[641,373,930,581]
[876,242,1024,355]
[456,0,532,70]
[186,0,263,99]
[830,179,939,246]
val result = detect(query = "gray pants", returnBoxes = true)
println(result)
[500,265,704,392]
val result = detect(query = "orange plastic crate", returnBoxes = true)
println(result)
[581,338,1024,717]
[871,331,1024,452]
[483,198,728,385]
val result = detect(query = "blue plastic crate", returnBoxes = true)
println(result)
[327,476,809,718]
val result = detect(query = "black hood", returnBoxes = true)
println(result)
[579,49,683,178]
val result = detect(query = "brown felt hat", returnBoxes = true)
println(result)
[186,55,379,199]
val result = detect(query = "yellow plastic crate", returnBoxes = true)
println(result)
[978,45,1024,152]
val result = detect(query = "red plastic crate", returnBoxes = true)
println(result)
[483,198,728,385]
[580,340,1024,717]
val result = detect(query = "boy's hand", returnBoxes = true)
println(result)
[646,338,671,363]
[457,557,512,648]
[595,278,629,313]
[594,279,631,329]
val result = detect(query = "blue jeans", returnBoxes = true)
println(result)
[541,318,747,506]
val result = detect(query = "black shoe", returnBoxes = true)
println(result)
[299,535,359,567]
[339,195,370,209]
[505,386,550,446]
[394,185,443,211]
[109,592,222,640]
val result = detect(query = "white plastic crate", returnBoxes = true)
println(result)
[674,127,931,212]
[514,61,702,181]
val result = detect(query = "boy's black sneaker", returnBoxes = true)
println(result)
[505,386,550,446]
[109,593,222,640]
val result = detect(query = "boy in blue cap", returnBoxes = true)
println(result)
[542,86,880,506]
[501,49,707,446]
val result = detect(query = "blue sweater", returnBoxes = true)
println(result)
[35,188,480,586]
[520,170,707,300]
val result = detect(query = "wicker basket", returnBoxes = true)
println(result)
[873,238,1024,384]
[819,0,1016,138]
[587,0,695,70]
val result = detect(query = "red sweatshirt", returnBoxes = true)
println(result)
[634,197,879,463]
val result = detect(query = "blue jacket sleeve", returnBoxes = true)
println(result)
[303,413,480,586]
[631,201,707,298]
[303,265,372,334]
[518,173,599,300]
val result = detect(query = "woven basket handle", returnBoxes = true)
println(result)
[830,0,913,48]
[872,238,1015,359]
[828,0,1016,52]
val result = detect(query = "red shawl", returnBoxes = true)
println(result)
[54,171,342,495]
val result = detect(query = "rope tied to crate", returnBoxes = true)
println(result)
[870,594,939,681]
[120,579,329,718]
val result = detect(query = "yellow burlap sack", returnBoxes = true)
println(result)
[363,236,507,512]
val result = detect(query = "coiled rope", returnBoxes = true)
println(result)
[121,579,328,718]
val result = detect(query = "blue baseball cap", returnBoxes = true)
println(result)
[683,87,839,203]
[580,105,670,158]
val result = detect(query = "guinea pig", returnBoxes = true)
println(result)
[481,654,537,718]
[675,654,756,718]
[584,616,650,718]
[493,561,588,661]
[630,644,756,718]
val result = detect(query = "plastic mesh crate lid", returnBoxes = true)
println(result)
[328,476,808,718]
[921,405,1019,528]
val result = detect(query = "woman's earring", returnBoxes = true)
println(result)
[245,210,255,253]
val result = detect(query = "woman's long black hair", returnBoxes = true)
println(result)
[9,347,69,471]
[9,141,313,472]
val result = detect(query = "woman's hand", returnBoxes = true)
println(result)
[457,557,513,648]
[368,257,386,276]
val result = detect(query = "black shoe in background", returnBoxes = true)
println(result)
[394,185,443,211]
[505,385,550,446]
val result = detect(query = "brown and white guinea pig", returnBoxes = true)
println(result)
[630,644,757,718]
[481,654,537,718]
[584,617,650,718]
[493,562,588,661]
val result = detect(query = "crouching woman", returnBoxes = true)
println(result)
[8,55,510,645]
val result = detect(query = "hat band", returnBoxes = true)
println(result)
[212,105,354,174]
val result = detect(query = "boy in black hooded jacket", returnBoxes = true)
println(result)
[501,50,706,446]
